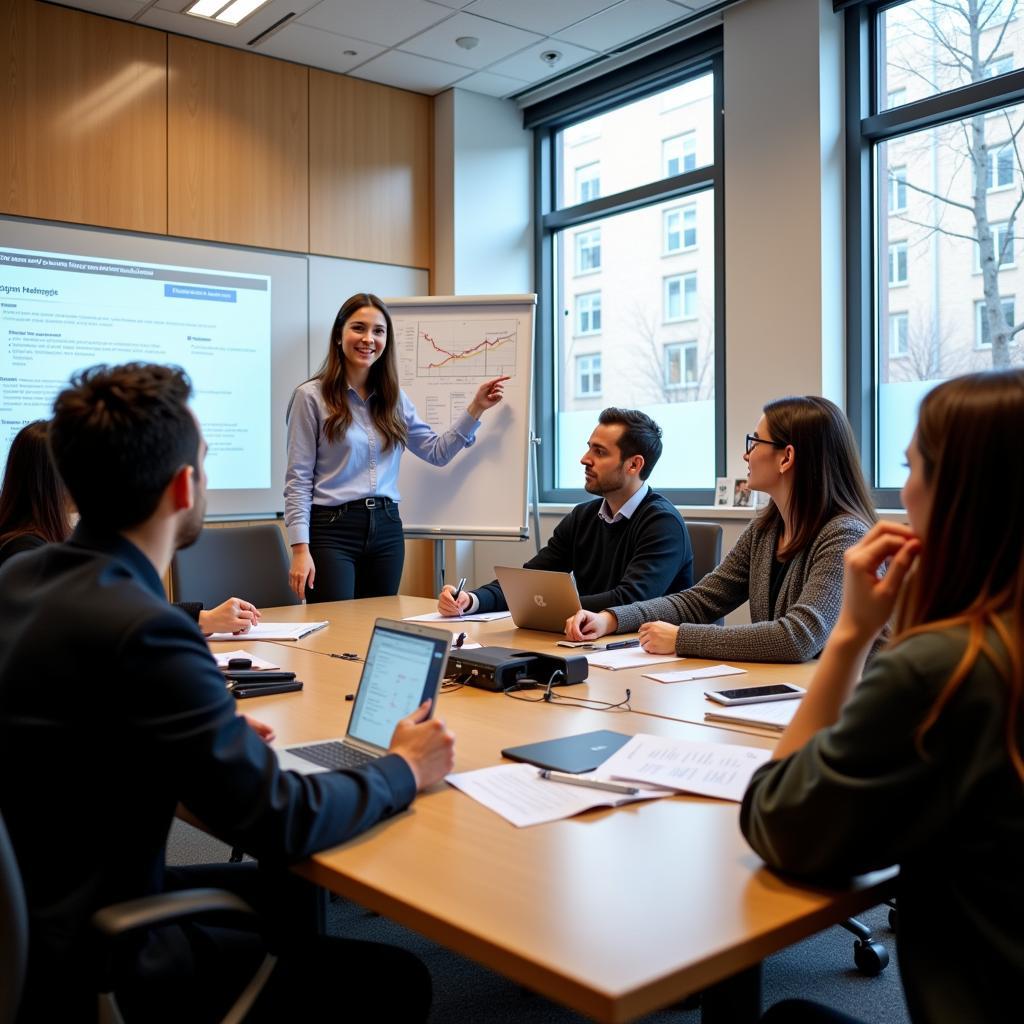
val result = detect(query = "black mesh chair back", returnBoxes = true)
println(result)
[171,525,299,609]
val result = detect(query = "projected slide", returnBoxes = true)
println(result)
[0,246,271,489]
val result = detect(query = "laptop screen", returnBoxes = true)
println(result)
[347,623,448,749]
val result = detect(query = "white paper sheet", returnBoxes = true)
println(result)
[206,621,328,641]
[212,649,281,671]
[403,611,513,623]
[446,762,667,828]
[704,700,800,731]
[599,734,772,802]
[586,649,685,670]
[644,664,747,684]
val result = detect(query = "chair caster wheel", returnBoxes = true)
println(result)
[854,939,890,976]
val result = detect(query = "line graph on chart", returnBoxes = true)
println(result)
[416,320,517,378]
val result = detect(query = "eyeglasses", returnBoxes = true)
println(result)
[745,434,788,455]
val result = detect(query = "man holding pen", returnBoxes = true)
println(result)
[438,408,693,623]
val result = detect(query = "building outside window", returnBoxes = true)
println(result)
[575,229,601,274]
[664,341,698,388]
[575,353,602,396]
[664,204,697,252]
[846,0,1024,500]
[576,291,602,335]
[575,162,601,202]
[664,272,697,321]
[663,131,697,176]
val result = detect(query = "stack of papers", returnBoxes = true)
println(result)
[703,700,800,732]
[207,621,328,641]
[212,649,281,671]
[600,733,772,802]
[404,611,512,623]
[644,664,747,684]
[585,649,684,671]
[446,763,668,828]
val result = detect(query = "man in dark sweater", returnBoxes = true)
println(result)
[438,408,693,618]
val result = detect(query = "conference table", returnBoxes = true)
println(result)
[211,597,893,1024]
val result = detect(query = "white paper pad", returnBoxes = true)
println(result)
[599,734,772,802]
[586,649,685,670]
[212,649,281,671]
[704,700,800,731]
[404,611,513,623]
[206,621,328,641]
[644,664,747,684]
[446,762,668,828]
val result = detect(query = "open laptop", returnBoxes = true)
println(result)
[276,619,450,775]
[494,566,582,632]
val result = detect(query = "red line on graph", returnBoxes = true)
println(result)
[420,329,514,369]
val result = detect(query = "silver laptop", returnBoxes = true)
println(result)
[276,618,451,775]
[494,566,583,632]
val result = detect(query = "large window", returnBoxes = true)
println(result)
[528,32,724,503]
[847,0,1024,499]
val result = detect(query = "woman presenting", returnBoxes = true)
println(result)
[285,292,508,602]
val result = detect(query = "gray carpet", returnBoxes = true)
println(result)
[168,819,909,1023]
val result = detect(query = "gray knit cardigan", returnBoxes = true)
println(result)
[608,513,870,663]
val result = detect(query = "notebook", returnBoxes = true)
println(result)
[276,619,450,775]
[501,729,632,774]
[494,566,582,632]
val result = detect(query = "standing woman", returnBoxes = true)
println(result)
[286,293,508,602]
[0,420,70,570]
[566,396,876,662]
[743,370,1024,1024]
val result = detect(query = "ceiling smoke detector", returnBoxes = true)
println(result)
[539,50,562,66]
[455,36,480,50]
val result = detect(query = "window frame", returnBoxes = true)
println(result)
[528,30,725,506]
[664,340,699,389]
[575,290,602,336]
[845,1,1024,508]
[574,227,602,275]
[575,352,603,397]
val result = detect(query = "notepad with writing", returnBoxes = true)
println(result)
[206,621,328,641]
[703,700,799,732]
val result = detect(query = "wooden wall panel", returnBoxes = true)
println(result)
[0,0,167,233]
[168,36,308,252]
[310,71,431,270]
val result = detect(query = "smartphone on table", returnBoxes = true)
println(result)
[704,683,805,705]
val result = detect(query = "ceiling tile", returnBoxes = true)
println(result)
[489,38,599,85]
[61,0,147,20]
[555,0,693,52]
[255,23,385,74]
[397,12,542,70]
[464,0,619,37]
[140,3,301,48]
[425,0,477,8]
[298,0,454,48]
[348,49,472,94]
[454,70,531,98]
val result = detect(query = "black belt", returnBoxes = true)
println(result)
[314,497,395,511]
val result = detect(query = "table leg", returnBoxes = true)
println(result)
[701,963,762,1024]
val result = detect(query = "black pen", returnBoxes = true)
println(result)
[229,681,304,699]
[604,638,641,651]
[538,770,639,795]
[451,577,468,616]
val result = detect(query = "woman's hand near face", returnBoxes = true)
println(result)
[638,621,679,655]
[834,522,921,645]
[466,376,511,419]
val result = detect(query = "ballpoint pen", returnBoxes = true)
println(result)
[537,770,639,795]
[604,638,641,651]
[451,577,468,615]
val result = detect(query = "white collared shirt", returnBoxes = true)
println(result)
[597,482,649,524]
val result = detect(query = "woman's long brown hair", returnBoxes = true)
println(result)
[0,420,71,548]
[754,395,876,558]
[310,293,407,451]
[891,370,1024,780]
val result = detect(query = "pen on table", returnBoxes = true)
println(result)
[537,770,639,795]
[451,577,468,615]
[603,638,640,651]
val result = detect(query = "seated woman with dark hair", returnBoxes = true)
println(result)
[566,395,877,662]
[742,371,1024,1024]
[0,419,260,635]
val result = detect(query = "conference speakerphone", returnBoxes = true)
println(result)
[446,647,588,692]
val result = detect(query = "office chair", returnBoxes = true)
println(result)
[172,525,299,609]
[683,520,724,624]
[0,811,276,1024]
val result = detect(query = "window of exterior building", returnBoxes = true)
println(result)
[575,353,602,396]
[575,229,601,274]
[531,35,723,502]
[575,162,601,203]
[576,291,602,335]
[665,341,699,388]
[846,0,1024,500]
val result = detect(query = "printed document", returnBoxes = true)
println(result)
[644,664,747,683]
[206,621,328,641]
[586,649,684,671]
[403,611,512,623]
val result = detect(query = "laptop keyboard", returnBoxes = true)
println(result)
[288,741,377,771]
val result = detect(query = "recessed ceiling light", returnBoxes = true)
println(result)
[184,0,272,26]
[455,36,480,50]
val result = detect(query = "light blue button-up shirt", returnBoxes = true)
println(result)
[284,381,479,545]
[597,482,649,524]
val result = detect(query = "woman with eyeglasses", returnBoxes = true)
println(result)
[565,395,876,662]
[742,370,1024,1024]
[285,293,509,603]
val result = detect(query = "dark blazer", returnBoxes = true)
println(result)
[0,531,46,571]
[0,523,416,1019]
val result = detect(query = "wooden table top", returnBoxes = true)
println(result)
[213,600,891,1023]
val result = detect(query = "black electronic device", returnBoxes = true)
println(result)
[445,648,588,692]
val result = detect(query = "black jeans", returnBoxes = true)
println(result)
[112,863,431,1023]
[307,499,405,603]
